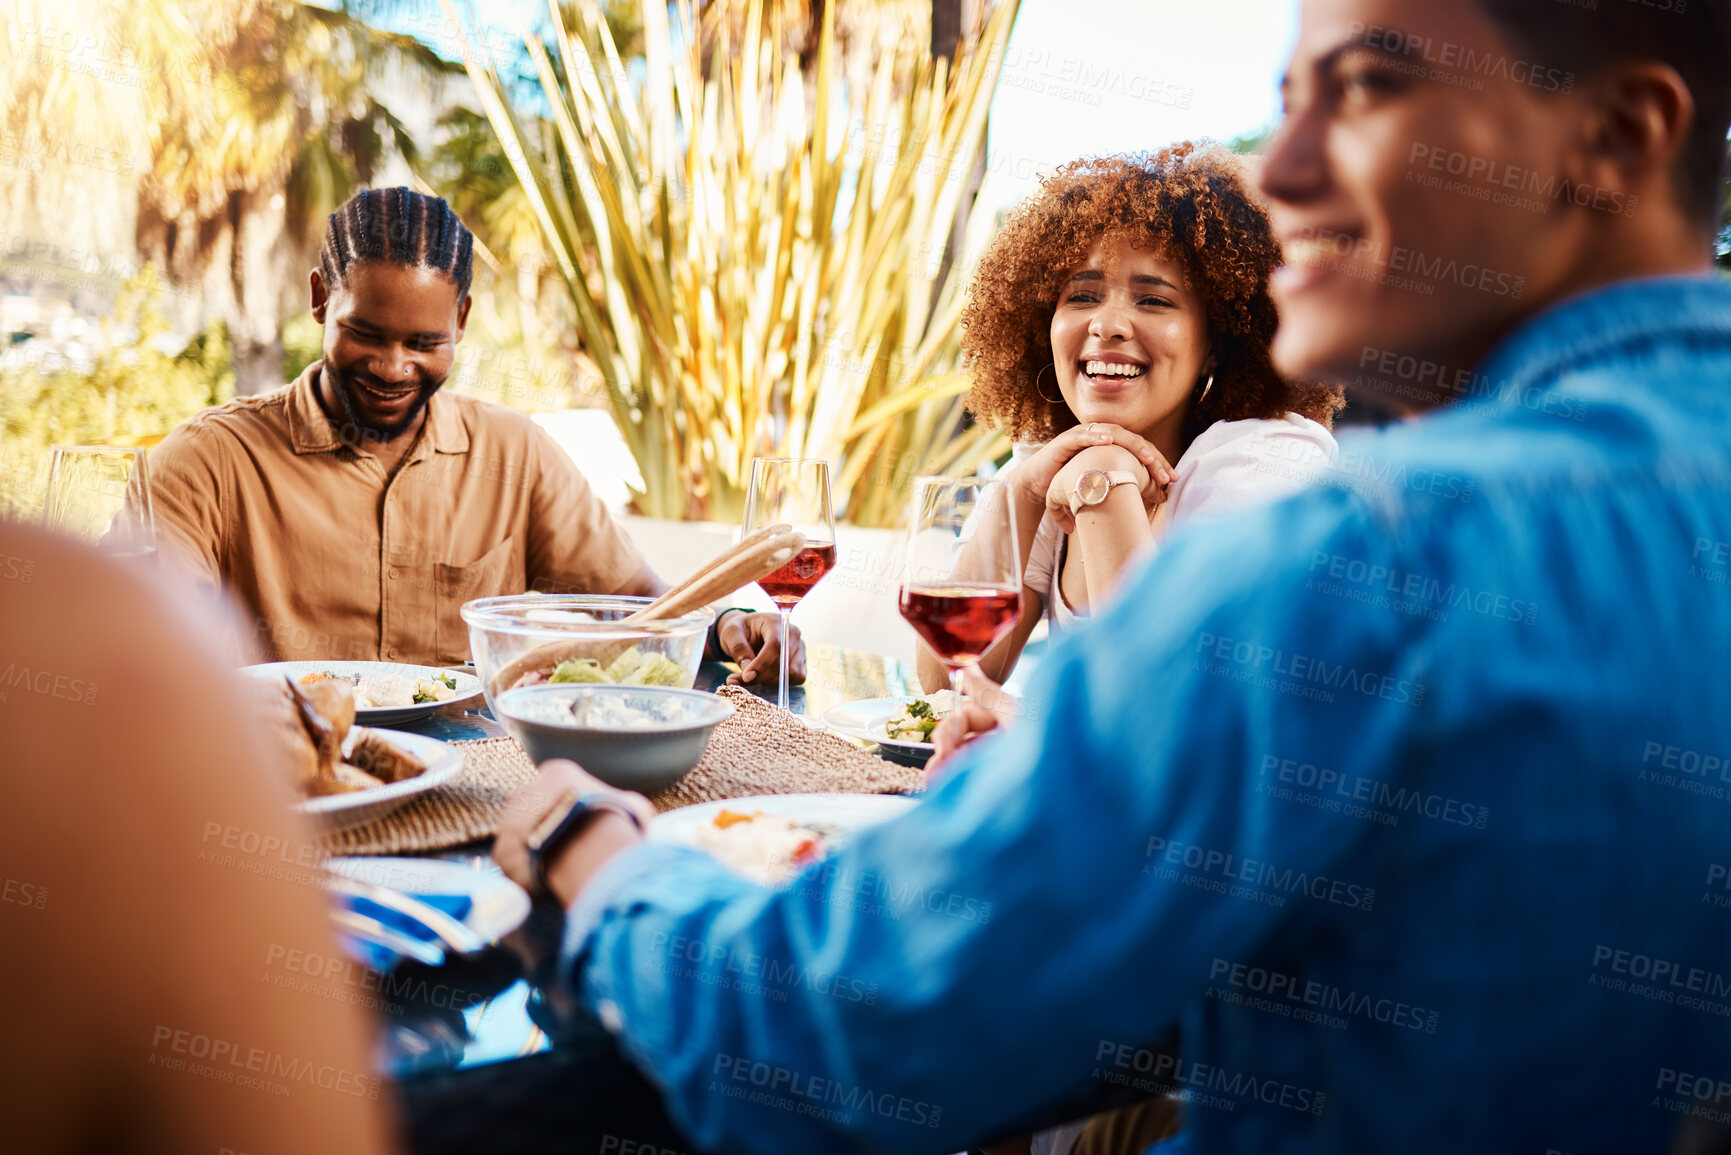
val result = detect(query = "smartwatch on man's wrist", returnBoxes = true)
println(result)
[526,789,645,902]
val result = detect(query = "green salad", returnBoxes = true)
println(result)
[412,672,459,704]
[884,691,955,742]
[549,646,686,686]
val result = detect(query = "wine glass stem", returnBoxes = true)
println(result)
[950,662,968,707]
[777,607,792,712]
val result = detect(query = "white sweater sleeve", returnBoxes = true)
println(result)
[1163,415,1337,528]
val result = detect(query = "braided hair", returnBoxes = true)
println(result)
[319,187,475,300]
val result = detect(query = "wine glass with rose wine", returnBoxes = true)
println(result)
[741,457,837,711]
[899,476,1023,707]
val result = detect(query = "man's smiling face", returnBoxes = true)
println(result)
[1260,0,1599,398]
[311,261,470,441]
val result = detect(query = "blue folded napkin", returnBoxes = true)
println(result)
[338,892,474,972]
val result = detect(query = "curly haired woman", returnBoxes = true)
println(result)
[917,143,1344,692]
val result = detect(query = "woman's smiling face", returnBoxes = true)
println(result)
[1048,233,1213,442]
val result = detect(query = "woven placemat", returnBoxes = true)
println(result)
[652,686,922,809]
[321,686,923,856]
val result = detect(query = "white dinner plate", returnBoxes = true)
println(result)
[243,660,485,725]
[820,697,941,758]
[296,728,465,831]
[650,791,919,849]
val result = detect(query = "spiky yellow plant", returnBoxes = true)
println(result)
[444,0,1016,523]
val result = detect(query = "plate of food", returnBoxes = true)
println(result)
[251,675,466,831]
[243,660,484,725]
[820,692,957,762]
[650,793,919,885]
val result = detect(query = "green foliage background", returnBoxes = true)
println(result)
[0,269,235,518]
[1,262,584,522]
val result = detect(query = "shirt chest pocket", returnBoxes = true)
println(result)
[436,535,520,662]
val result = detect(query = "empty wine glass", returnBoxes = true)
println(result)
[42,445,156,564]
[741,457,837,711]
[899,476,1023,705]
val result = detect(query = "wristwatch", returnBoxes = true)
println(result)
[526,788,645,901]
[1068,469,1141,517]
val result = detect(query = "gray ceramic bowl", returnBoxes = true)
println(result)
[494,684,736,793]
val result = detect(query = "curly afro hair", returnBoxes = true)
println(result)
[960,142,1342,445]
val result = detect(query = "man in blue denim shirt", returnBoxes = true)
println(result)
[491,0,1731,1150]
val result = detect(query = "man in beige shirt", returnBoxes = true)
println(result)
[150,187,801,680]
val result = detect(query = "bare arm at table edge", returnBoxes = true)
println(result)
[0,523,395,1155]
[1058,444,1158,612]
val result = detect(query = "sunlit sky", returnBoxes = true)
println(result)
[980,0,1301,211]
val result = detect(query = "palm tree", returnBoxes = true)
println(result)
[136,1,464,393]
[2,0,465,394]
[0,0,254,275]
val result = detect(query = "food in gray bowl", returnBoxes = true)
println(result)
[494,684,736,793]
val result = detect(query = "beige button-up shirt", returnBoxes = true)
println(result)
[149,362,644,666]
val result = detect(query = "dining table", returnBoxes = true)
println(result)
[352,644,931,1154]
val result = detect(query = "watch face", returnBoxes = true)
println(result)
[1076,469,1111,505]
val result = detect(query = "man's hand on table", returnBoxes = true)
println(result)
[925,666,1020,783]
[716,610,807,687]
[494,760,653,908]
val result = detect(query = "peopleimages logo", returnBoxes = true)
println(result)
[148,1025,384,1099]
[1658,1068,1731,1113]
[1193,631,1427,708]
[1348,22,1575,93]
[1250,433,1479,505]
[1144,835,1377,911]
[1636,740,1731,802]
[646,931,880,1005]
[1356,345,1587,421]
[0,664,98,706]
[991,46,1194,109]
[1307,550,1540,626]
[1257,755,1490,830]
[2,875,48,911]
[1385,245,1525,299]
[1207,958,1440,1033]
[1590,945,1731,1017]
[796,861,993,924]
[709,1054,942,1128]
[1283,227,1525,300]
[1094,1040,1327,1116]
[1407,143,1639,218]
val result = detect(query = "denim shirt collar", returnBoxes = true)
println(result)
[1470,273,1731,416]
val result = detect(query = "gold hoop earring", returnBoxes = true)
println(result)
[1035,364,1063,405]
[1197,374,1215,403]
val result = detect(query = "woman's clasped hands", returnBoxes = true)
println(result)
[1010,422,1175,533]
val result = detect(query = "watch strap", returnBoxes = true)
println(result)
[527,789,645,901]
[1068,469,1142,516]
